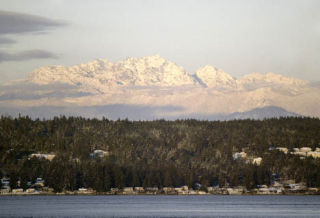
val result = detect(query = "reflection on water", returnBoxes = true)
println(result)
[0,195,320,218]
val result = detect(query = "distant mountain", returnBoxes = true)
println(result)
[0,105,301,121]
[226,106,301,120]
[27,55,198,93]
[0,55,319,119]
[165,106,301,121]
[26,55,307,91]
[194,65,237,89]
[237,72,308,90]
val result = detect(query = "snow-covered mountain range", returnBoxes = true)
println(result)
[1,55,319,119]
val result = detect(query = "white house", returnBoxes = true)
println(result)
[90,150,109,158]
[12,188,24,194]
[308,151,320,158]
[26,188,35,193]
[233,152,247,160]
[134,187,144,192]
[227,187,244,195]
[163,187,175,192]
[300,147,312,152]
[252,157,262,165]
[181,185,189,191]
[276,147,288,154]
[145,187,158,192]
[123,187,134,193]
[29,153,56,161]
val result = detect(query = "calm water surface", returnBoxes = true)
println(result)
[0,195,320,218]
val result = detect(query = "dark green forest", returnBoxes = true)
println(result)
[1,116,320,192]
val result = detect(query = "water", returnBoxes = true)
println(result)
[0,195,320,218]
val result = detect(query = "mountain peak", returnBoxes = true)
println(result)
[199,65,219,72]
[28,55,197,88]
[110,54,196,87]
[2,55,319,119]
[195,65,236,88]
[120,54,167,70]
[26,55,309,92]
[144,54,165,61]
[238,72,308,87]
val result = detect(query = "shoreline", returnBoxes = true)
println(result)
[1,192,319,196]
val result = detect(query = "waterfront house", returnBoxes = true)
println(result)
[12,188,24,194]
[0,188,10,194]
[208,186,228,195]
[123,187,134,192]
[227,187,244,195]
[289,183,307,192]
[307,187,319,194]
[42,187,54,193]
[78,188,88,192]
[145,187,158,193]
[174,187,183,192]
[197,191,207,195]
[123,187,134,194]
[268,187,283,194]
[188,190,197,195]
[163,187,175,193]
[257,187,270,194]
[26,188,36,193]
[174,187,189,195]
[78,188,95,194]
[145,187,158,191]
[134,187,144,192]
[181,185,189,191]
[110,188,119,193]
[207,187,214,192]
[272,181,283,188]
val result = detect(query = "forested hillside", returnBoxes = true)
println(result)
[1,116,320,192]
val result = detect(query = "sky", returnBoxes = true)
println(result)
[0,0,320,84]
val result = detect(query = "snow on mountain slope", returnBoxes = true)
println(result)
[28,55,197,93]
[2,55,319,119]
[112,55,197,87]
[28,55,308,93]
[237,72,308,89]
[195,65,237,89]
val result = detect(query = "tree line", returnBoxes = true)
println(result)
[1,116,320,192]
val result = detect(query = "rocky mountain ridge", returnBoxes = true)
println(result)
[1,55,319,119]
[27,54,308,92]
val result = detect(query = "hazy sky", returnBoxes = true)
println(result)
[0,0,320,83]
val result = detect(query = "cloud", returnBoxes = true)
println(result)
[0,11,66,62]
[0,10,65,35]
[0,82,91,100]
[0,104,185,120]
[0,37,16,44]
[0,49,57,62]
